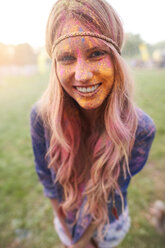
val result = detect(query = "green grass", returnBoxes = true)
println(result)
[0,68,165,248]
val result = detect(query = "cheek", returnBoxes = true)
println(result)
[100,58,113,70]
[56,66,69,86]
[106,58,113,68]
[58,68,65,78]
[98,67,114,82]
[98,58,114,80]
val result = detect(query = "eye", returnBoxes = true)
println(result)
[58,55,75,63]
[90,50,106,58]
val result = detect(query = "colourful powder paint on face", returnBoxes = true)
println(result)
[79,27,85,43]
[55,18,114,112]
[74,68,114,110]
[81,37,85,43]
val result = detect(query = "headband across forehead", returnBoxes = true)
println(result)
[51,31,121,56]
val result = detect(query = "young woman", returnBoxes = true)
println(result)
[30,0,156,247]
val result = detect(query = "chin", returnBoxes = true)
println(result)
[79,102,102,111]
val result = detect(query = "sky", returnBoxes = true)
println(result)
[0,0,164,48]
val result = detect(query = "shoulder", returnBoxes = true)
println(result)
[30,103,40,122]
[135,107,156,140]
[30,103,43,126]
[30,103,45,138]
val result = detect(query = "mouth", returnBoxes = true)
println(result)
[74,83,102,95]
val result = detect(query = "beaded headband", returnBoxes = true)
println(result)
[51,31,121,56]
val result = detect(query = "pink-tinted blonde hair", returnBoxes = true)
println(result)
[37,0,138,239]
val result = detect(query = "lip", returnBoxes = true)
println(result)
[73,83,102,97]
[73,83,101,88]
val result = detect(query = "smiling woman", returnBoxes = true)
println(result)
[55,19,115,111]
[30,0,156,248]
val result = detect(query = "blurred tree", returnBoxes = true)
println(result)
[153,41,165,50]
[0,43,38,66]
[14,43,37,65]
[0,43,7,65]
[122,33,143,58]
[0,43,15,66]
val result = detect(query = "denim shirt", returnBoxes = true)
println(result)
[30,105,156,243]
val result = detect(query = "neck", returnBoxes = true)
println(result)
[80,107,104,134]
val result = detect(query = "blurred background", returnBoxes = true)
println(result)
[0,0,165,247]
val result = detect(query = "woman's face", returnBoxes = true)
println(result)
[55,18,114,110]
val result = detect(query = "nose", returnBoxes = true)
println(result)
[75,60,93,82]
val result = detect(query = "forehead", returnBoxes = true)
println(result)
[60,18,91,35]
[55,18,108,55]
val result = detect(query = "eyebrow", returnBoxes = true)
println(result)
[86,45,108,53]
[56,51,72,57]
[56,45,109,57]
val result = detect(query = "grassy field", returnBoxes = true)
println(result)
[0,68,165,248]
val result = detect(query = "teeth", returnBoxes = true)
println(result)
[83,88,87,93]
[76,84,100,93]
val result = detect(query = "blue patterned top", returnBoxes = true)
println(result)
[30,105,156,243]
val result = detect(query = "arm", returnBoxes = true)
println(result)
[50,198,72,240]
[30,106,72,240]
[30,106,57,198]
[129,110,156,176]
[69,222,97,248]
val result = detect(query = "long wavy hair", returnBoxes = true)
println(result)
[37,0,138,238]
